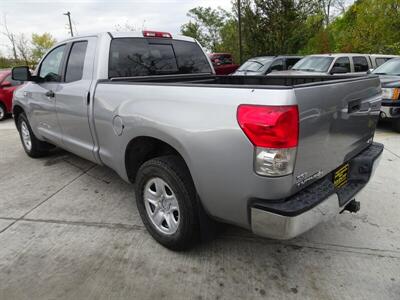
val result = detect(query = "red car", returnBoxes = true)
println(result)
[0,69,23,121]
[208,53,239,75]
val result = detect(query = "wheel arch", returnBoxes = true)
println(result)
[13,105,25,126]
[124,136,192,184]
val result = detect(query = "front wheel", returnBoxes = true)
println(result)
[135,155,199,250]
[17,113,54,158]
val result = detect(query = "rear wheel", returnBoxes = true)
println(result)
[0,103,6,121]
[135,155,199,250]
[393,119,400,133]
[17,113,54,158]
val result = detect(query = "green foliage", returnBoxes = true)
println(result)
[304,0,400,54]
[181,0,400,61]
[31,33,57,63]
[0,57,26,69]
[181,0,323,62]
[182,7,228,51]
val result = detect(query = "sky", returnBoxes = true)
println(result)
[0,0,233,56]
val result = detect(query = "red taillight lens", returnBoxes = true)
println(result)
[143,31,172,38]
[237,105,299,148]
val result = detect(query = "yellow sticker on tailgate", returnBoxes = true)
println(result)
[334,163,349,189]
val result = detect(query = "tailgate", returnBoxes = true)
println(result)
[293,76,381,188]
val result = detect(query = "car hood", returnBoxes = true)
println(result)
[267,70,328,76]
[377,75,400,88]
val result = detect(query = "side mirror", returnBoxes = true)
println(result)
[330,66,348,74]
[367,69,374,74]
[12,66,32,82]
[0,81,12,88]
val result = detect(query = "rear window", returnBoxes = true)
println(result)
[109,38,212,78]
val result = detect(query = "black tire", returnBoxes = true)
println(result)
[17,113,54,158]
[0,103,7,121]
[135,155,199,250]
[393,119,400,133]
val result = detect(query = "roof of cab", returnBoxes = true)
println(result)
[61,31,196,43]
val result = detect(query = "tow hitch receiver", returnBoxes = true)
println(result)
[343,199,361,213]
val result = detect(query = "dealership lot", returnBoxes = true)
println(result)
[0,118,399,300]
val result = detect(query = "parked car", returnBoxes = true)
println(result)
[208,53,239,75]
[12,31,383,250]
[370,54,399,68]
[276,53,398,76]
[372,58,400,132]
[0,69,23,121]
[233,56,302,76]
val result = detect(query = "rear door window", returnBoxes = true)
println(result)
[333,57,351,73]
[65,41,88,83]
[353,56,369,72]
[109,38,212,78]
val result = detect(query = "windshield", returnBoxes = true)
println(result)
[292,56,334,72]
[372,59,400,76]
[238,58,273,72]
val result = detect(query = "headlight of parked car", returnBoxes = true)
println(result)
[382,88,400,101]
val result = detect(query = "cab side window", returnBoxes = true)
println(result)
[65,41,88,83]
[353,56,369,72]
[39,45,66,82]
[269,59,283,72]
[333,57,350,73]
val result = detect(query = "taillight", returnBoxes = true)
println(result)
[143,31,172,38]
[237,105,299,177]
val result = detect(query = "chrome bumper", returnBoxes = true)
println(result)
[251,148,382,240]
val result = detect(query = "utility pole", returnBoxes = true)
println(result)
[63,11,74,37]
[237,0,243,64]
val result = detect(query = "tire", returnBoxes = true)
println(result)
[393,119,400,133]
[135,155,199,250]
[17,113,54,158]
[0,103,6,121]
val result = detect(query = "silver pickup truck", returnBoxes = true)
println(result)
[12,31,383,250]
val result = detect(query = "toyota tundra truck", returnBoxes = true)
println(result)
[11,31,383,250]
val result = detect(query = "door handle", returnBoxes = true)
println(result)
[348,99,361,114]
[45,90,55,98]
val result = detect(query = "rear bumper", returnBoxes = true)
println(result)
[250,142,383,240]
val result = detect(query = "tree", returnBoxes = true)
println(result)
[16,34,31,66]
[182,7,227,51]
[180,21,205,46]
[0,14,18,60]
[31,33,56,63]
